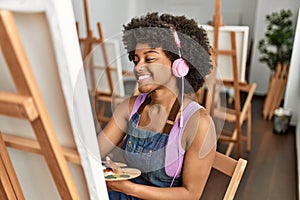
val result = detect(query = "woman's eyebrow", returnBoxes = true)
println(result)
[143,50,160,55]
[134,49,160,57]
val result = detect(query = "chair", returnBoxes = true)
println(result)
[211,151,247,200]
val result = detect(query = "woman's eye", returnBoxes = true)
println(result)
[146,58,156,63]
[133,58,139,65]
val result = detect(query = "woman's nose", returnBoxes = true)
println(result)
[134,63,145,72]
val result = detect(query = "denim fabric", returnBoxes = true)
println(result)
[123,112,182,187]
[108,177,153,200]
[108,112,182,199]
[108,191,139,200]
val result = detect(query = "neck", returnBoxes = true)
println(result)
[150,88,179,112]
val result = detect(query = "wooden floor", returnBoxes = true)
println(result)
[202,96,298,200]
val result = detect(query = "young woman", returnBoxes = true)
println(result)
[98,12,217,199]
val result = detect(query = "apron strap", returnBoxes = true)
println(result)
[136,93,181,134]
[162,97,180,134]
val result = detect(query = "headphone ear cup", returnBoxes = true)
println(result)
[172,58,189,78]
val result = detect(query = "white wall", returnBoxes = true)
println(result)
[249,0,300,94]
[75,0,257,35]
[72,0,257,71]
[285,8,300,126]
[72,0,300,96]
[284,8,300,197]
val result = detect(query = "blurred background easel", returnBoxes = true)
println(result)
[76,0,130,127]
[208,0,256,158]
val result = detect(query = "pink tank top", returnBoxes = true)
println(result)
[129,93,203,177]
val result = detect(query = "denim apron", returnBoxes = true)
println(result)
[108,94,201,200]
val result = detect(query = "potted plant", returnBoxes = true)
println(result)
[258,9,295,120]
[258,9,294,72]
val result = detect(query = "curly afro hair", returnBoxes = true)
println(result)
[122,12,213,93]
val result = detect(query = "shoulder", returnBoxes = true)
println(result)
[183,102,216,150]
[186,104,213,133]
[182,97,209,124]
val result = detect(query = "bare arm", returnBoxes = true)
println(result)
[106,108,217,199]
[97,96,136,159]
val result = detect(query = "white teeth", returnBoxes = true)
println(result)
[138,75,151,80]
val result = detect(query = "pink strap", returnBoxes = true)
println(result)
[129,93,148,119]
[165,102,203,177]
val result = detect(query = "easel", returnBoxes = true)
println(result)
[76,0,113,91]
[263,63,289,120]
[208,0,256,158]
[76,0,116,125]
[76,1,133,126]
[0,10,80,199]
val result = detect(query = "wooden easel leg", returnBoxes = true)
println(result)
[246,104,251,152]
[263,77,274,119]
[268,64,289,120]
[0,133,25,200]
[0,158,15,200]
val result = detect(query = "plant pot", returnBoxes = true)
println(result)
[273,107,292,135]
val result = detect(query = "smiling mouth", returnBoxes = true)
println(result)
[137,74,152,84]
[138,75,151,80]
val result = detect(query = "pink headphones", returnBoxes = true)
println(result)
[171,28,189,78]
[169,28,189,187]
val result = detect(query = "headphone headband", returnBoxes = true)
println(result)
[170,27,182,57]
[171,28,181,48]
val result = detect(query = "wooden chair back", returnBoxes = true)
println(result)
[212,152,247,199]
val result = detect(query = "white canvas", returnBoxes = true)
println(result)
[0,0,108,199]
[201,25,249,82]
